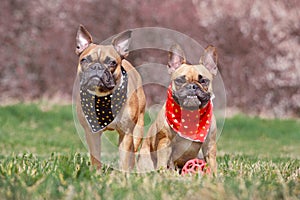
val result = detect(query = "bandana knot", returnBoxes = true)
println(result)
[165,85,213,142]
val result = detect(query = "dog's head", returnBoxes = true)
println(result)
[167,44,218,110]
[75,25,131,96]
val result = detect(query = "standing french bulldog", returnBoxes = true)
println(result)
[138,44,218,174]
[75,25,146,171]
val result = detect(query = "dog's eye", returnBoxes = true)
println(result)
[174,76,186,85]
[80,58,89,65]
[108,60,117,68]
[199,78,210,87]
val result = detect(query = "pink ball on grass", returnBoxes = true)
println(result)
[181,158,210,176]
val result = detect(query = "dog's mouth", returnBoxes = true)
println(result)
[84,74,116,93]
[186,95,198,99]
[182,95,202,110]
[174,91,211,110]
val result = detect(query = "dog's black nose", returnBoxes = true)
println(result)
[187,84,197,90]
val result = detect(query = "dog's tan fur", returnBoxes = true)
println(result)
[75,25,145,171]
[138,45,218,174]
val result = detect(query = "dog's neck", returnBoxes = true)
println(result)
[165,85,213,142]
[80,66,128,133]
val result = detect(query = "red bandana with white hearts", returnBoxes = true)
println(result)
[165,85,213,142]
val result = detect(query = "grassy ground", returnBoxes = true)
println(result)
[0,103,299,199]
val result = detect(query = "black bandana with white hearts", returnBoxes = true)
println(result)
[80,66,128,133]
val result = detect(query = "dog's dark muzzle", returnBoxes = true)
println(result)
[81,63,116,91]
[173,83,211,110]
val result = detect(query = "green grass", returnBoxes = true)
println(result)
[0,103,299,199]
[0,103,85,154]
[218,115,300,158]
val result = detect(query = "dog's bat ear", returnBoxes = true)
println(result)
[200,45,218,76]
[168,44,186,74]
[76,24,93,55]
[112,30,132,58]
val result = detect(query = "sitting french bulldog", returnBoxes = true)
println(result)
[75,25,146,171]
[138,44,218,174]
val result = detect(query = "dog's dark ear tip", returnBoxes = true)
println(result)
[126,30,132,35]
[78,24,85,32]
[205,45,217,53]
[120,30,132,40]
[79,24,86,29]
[206,45,215,48]
[169,44,183,53]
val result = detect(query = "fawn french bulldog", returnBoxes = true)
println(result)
[75,25,146,171]
[138,44,218,174]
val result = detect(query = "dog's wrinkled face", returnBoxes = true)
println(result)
[172,65,212,110]
[78,45,121,95]
[168,44,218,110]
[75,25,131,96]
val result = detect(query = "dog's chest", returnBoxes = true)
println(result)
[170,135,202,167]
